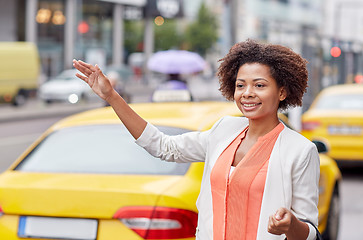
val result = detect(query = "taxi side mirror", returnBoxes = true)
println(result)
[312,140,328,154]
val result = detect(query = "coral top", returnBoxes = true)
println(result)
[210,123,284,240]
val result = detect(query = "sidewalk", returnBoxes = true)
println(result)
[0,79,156,123]
[0,99,105,123]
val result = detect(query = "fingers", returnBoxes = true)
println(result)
[72,59,95,77]
[79,60,97,71]
[75,73,88,83]
[73,60,108,90]
[95,64,107,78]
[268,214,283,235]
[274,208,288,221]
[267,208,291,235]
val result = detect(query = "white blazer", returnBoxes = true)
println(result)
[136,116,320,240]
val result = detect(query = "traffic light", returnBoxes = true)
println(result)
[354,74,363,84]
[78,21,89,34]
[330,46,341,58]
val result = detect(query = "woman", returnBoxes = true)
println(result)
[73,39,319,240]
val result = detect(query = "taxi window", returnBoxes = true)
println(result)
[315,94,363,110]
[15,125,191,175]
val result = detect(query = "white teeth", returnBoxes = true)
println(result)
[243,103,258,107]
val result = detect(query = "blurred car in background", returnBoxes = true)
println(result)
[152,80,192,103]
[0,102,341,240]
[38,69,94,104]
[0,42,40,106]
[38,65,133,105]
[302,83,363,163]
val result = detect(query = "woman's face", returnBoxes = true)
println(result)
[234,63,286,121]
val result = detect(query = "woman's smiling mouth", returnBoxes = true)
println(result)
[243,103,260,107]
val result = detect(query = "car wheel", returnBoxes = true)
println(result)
[80,93,88,103]
[322,186,340,240]
[12,92,27,106]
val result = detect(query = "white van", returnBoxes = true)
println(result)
[0,42,40,106]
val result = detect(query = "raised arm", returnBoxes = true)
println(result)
[72,59,147,139]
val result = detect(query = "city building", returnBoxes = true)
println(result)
[1,0,185,78]
[2,0,363,96]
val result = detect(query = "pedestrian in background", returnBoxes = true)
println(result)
[73,39,320,240]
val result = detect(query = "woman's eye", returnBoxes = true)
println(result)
[236,83,244,88]
[256,83,265,88]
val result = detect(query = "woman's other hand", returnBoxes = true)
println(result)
[73,59,114,101]
[268,207,292,235]
[268,207,309,240]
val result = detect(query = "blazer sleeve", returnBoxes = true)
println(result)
[290,142,320,239]
[135,118,223,163]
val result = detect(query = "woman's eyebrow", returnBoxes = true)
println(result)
[236,78,268,82]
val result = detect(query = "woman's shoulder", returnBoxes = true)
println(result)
[280,125,317,151]
[216,116,249,129]
[207,116,248,137]
[220,115,249,124]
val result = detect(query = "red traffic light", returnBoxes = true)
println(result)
[330,46,341,58]
[354,74,363,84]
[78,21,89,34]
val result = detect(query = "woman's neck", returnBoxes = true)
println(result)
[247,116,280,140]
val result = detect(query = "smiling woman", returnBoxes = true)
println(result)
[233,63,286,122]
[218,40,308,112]
[72,39,320,240]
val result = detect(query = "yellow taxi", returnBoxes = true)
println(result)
[0,101,341,240]
[302,83,363,162]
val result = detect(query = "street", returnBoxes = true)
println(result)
[0,116,65,171]
[0,101,362,239]
[338,168,363,239]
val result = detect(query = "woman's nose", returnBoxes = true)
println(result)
[242,85,255,98]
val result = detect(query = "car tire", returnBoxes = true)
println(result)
[322,186,340,240]
[12,92,27,106]
[80,93,88,103]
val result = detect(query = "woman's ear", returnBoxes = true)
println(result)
[279,87,287,101]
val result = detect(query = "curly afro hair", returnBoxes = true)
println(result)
[217,39,308,111]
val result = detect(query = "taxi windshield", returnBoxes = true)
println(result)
[15,125,191,175]
[315,94,363,110]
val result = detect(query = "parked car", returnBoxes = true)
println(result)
[38,69,95,104]
[0,101,341,240]
[302,83,363,163]
[0,42,40,106]
[152,80,192,102]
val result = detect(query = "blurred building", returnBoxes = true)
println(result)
[0,0,140,77]
[203,0,323,112]
[2,0,363,95]
[321,0,363,87]
[1,0,186,78]
[0,0,25,42]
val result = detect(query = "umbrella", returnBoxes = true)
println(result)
[147,50,206,74]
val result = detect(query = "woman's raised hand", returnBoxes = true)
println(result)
[73,59,147,139]
[73,59,114,101]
